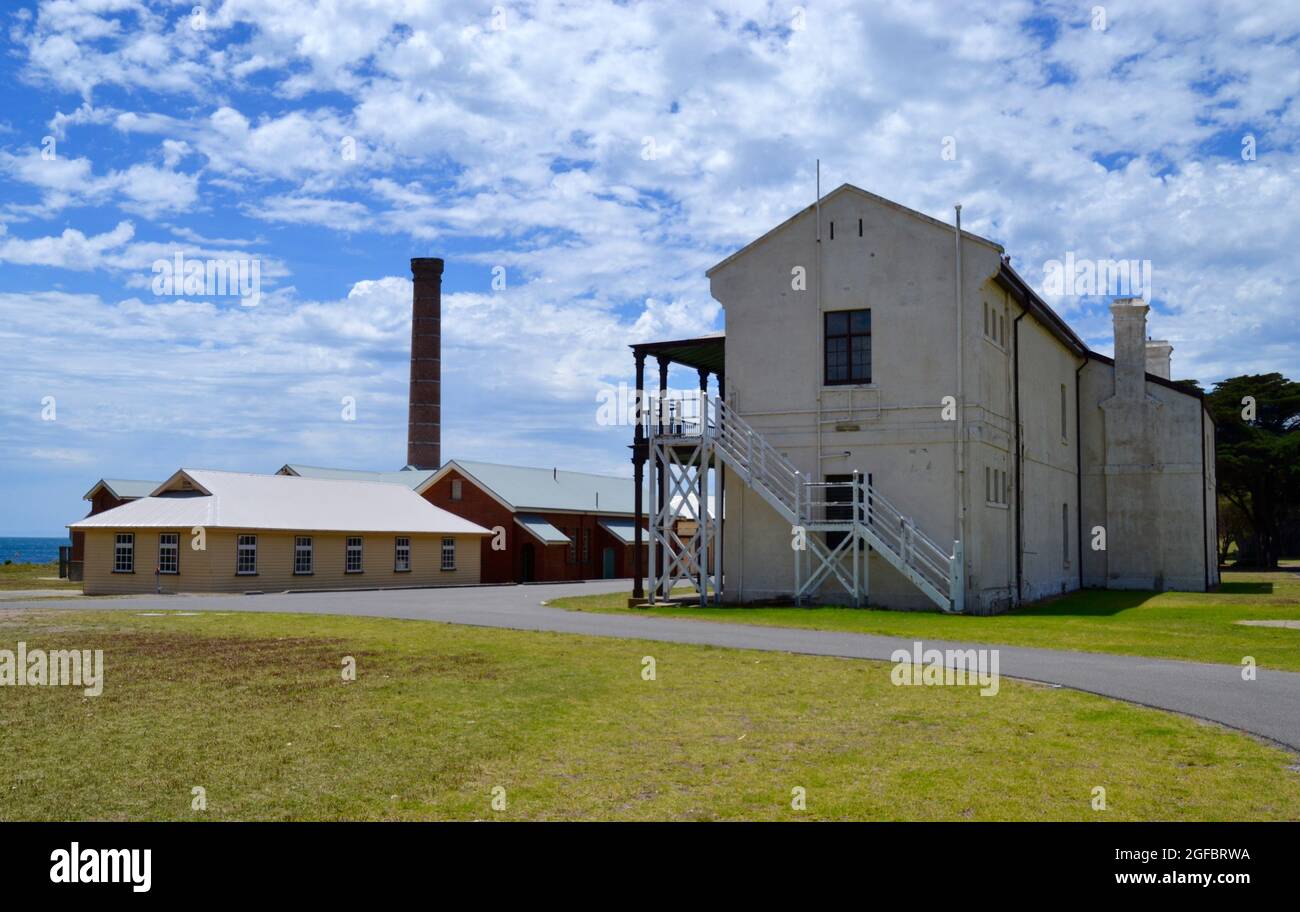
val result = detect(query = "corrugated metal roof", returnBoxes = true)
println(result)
[514,513,571,545]
[83,478,161,501]
[277,464,436,490]
[429,460,640,515]
[70,469,489,535]
[597,518,640,545]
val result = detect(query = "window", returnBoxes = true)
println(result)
[158,533,179,574]
[984,302,1005,347]
[986,467,1008,506]
[346,536,363,573]
[294,536,313,575]
[1060,384,1068,441]
[581,528,590,563]
[566,529,576,564]
[236,534,257,575]
[395,537,411,572]
[114,533,134,573]
[824,309,871,385]
[441,537,456,571]
[450,478,462,501]
[1062,503,1070,567]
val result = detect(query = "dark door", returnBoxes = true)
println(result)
[602,547,615,579]
[521,543,535,582]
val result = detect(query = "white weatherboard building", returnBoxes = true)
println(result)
[634,185,1218,614]
[70,469,490,595]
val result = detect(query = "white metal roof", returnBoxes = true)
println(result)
[69,469,491,535]
[597,518,640,545]
[420,459,642,515]
[514,513,570,545]
[276,464,436,490]
[82,478,161,501]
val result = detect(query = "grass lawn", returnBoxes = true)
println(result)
[0,607,1297,821]
[550,569,1300,672]
[0,561,79,592]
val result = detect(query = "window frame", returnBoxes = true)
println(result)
[440,537,456,571]
[345,536,364,574]
[113,532,135,574]
[1062,503,1071,568]
[294,536,314,575]
[450,478,463,501]
[394,536,411,573]
[236,534,258,576]
[157,532,179,575]
[823,309,872,386]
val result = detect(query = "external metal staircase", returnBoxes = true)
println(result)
[648,395,964,613]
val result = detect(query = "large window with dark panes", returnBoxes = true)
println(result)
[157,533,179,574]
[114,533,135,573]
[824,309,871,385]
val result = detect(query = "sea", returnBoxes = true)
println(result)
[0,537,71,564]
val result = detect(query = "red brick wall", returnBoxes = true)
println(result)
[424,470,647,584]
[70,491,128,562]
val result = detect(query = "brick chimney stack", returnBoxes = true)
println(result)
[408,257,443,470]
[1110,296,1149,401]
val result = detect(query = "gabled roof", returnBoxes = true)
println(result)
[705,183,1003,278]
[83,478,160,502]
[276,463,436,490]
[70,469,490,535]
[420,459,639,515]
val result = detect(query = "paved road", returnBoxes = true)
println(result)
[7,581,1299,752]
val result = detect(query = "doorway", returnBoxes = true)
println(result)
[602,547,615,579]
[521,543,535,582]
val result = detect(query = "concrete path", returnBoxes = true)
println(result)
[6,581,1299,752]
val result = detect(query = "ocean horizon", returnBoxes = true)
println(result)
[0,537,71,564]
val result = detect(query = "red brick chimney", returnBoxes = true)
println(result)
[408,257,443,469]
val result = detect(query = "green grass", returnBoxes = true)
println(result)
[0,608,1297,821]
[0,561,78,592]
[549,569,1300,671]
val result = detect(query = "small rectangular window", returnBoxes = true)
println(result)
[395,536,411,572]
[566,529,576,565]
[294,536,313,575]
[114,533,134,573]
[346,536,363,573]
[450,478,462,501]
[236,534,257,575]
[441,537,456,571]
[158,533,179,574]
[582,528,590,563]
[1061,384,1069,440]
[1062,503,1070,567]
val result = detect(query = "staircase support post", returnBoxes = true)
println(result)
[950,539,965,614]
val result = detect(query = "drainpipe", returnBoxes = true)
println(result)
[1075,359,1085,591]
[953,206,966,568]
[1013,309,1028,604]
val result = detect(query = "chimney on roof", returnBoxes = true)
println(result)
[1145,338,1173,380]
[1110,296,1149,400]
[408,258,443,470]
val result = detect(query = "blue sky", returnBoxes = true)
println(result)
[1,0,1297,535]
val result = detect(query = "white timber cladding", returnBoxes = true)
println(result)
[708,184,1215,612]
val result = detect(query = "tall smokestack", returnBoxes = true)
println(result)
[408,257,443,469]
